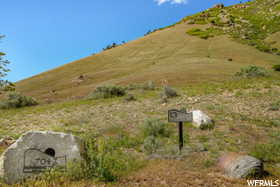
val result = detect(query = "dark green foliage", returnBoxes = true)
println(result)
[272,64,280,72]
[0,92,38,109]
[144,30,152,36]
[87,85,126,99]
[140,118,172,138]
[235,65,269,78]
[250,142,280,163]
[103,42,119,51]
[161,86,178,98]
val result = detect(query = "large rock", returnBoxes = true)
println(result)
[0,131,83,184]
[191,110,214,129]
[218,153,264,178]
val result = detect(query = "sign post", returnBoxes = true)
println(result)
[168,109,193,152]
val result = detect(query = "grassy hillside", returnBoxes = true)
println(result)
[0,0,280,186]
[1,74,280,186]
[14,0,280,103]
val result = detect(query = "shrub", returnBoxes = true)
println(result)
[161,86,178,98]
[87,85,126,99]
[269,119,280,127]
[103,42,119,51]
[140,118,172,138]
[143,136,162,154]
[268,101,280,111]
[272,64,280,72]
[123,94,136,102]
[142,81,156,90]
[235,65,269,78]
[0,82,15,92]
[250,142,280,163]
[68,133,143,182]
[0,92,38,109]
[186,28,214,39]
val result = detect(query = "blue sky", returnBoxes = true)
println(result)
[0,0,239,82]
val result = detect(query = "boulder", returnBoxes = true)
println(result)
[191,110,214,129]
[218,153,264,178]
[0,131,83,184]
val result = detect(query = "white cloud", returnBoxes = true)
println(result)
[155,0,188,5]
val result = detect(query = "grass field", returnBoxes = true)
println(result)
[1,73,280,186]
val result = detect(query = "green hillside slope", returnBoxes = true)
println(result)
[15,0,280,103]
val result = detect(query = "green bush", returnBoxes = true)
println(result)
[140,118,172,138]
[143,136,162,154]
[272,64,280,72]
[68,133,143,182]
[250,142,280,163]
[268,101,280,111]
[269,119,280,127]
[186,28,214,39]
[0,92,38,109]
[0,82,15,92]
[87,85,126,99]
[235,65,269,78]
[161,86,178,98]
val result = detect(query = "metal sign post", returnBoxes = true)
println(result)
[168,109,193,152]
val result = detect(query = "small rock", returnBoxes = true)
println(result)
[228,58,233,62]
[191,110,214,129]
[0,137,15,147]
[218,153,264,179]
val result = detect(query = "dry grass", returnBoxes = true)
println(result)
[118,160,247,187]
[14,22,280,102]
[1,75,280,186]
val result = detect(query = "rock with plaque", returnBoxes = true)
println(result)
[0,131,83,184]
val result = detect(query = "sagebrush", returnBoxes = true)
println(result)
[235,65,269,78]
[0,92,38,109]
[87,85,126,99]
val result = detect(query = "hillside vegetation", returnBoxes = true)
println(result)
[0,0,280,186]
[14,0,280,103]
